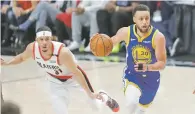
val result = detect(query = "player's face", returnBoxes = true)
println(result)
[133,11,150,33]
[36,36,52,52]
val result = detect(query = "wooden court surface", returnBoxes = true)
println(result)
[1,56,195,114]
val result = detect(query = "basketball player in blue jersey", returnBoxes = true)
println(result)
[111,4,166,114]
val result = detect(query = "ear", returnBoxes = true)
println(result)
[133,16,136,23]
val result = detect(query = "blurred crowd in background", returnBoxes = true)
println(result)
[1,0,195,57]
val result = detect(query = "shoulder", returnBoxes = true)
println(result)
[155,30,166,41]
[26,42,35,52]
[117,27,129,36]
[153,30,166,47]
[57,46,75,64]
[58,46,72,58]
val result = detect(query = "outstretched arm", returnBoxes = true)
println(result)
[1,43,34,66]
[111,27,129,46]
[58,47,99,99]
[147,32,167,71]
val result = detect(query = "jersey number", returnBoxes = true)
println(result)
[141,51,149,56]
[54,69,62,75]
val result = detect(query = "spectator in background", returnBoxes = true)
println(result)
[67,0,108,52]
[8,0,39,29]
[55,1,80,46]
[1,0,38,47]
[9,1,62,32]
[1,1,12,47]
[96,0,140,53]
[150,1,175,56]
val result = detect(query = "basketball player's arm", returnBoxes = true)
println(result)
[148,32,167,71]
[59,47,94,96]
[111,27,129,46]
[2,43,33,66]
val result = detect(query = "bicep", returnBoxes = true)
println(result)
[59,48,78,72]
[21,43,34,61]
[154,33,167,62]
[111,27,129,46]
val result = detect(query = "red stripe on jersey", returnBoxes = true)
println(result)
[47,72,72,80]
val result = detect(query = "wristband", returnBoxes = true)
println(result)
[146,64,149,71]
[138,63,143,70]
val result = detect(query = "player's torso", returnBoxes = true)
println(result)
[124,24,160,84]
[33,41,75,80]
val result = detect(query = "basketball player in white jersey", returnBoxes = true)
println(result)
[1,26,119,114]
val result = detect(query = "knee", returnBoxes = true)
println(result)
[125,85,141,106]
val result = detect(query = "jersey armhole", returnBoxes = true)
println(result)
[125,26,131,47]
[152,30,159,49]
[57,44,65,65]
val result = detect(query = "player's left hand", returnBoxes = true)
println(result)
[193,90,195,94]
[134,62,148,72]
[89,93,104,101]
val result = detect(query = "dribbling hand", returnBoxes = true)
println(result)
[89,93,104,101]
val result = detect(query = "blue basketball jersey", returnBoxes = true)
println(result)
[124,24,160,90]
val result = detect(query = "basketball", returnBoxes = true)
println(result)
[90,33,113,57]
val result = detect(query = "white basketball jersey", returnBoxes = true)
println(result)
[33,41,76,80]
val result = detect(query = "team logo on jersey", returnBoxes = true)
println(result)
[36,62,62,75]
[49,60,56,63]
[132,45,152,64]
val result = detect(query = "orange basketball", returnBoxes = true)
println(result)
[90,33,113,57]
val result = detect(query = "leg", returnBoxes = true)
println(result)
[18,2,61,31]
[96,10,112,36]
[68,12,88,50]
[111,11,133,35]
[36,10,48,31]
[135,82,159,114]
[124,80,142,114]
[47,81,70,114]
[89,12,99,38]
[84,11,99,51]
[54,19,70,43]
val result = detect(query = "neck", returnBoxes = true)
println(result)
[135,25,151,37]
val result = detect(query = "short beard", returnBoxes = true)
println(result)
[137,26,150,33]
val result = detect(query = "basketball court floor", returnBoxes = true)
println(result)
[1,55,195,114]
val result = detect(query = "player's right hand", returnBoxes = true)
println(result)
[193,90,195,94]
[1,58,7,66]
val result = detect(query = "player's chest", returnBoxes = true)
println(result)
[35,59,60,70]
[128,37,153,51]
